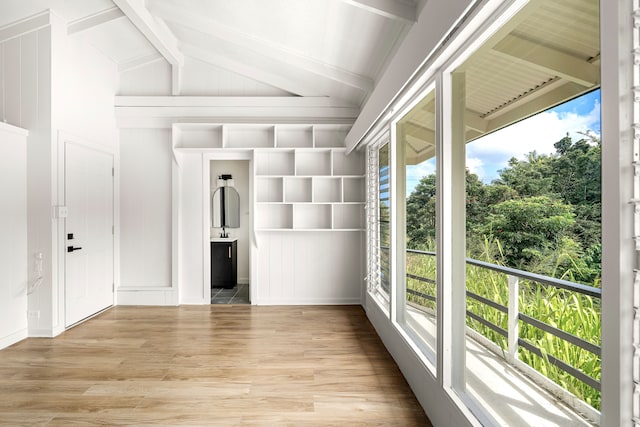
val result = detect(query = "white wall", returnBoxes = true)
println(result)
[0,123,28,349]
[178,153,204,304]
[256,231,363,304]
[119,129,172,289]
[0,11,119,336]
[119,56,291,96]
[210,160,250,283]
[0,14,55,337]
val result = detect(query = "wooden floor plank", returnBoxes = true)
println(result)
[0,305,432,426]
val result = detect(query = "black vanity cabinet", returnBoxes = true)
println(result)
[211,239,237,289]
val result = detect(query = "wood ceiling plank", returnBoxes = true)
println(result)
[492,34,599,87]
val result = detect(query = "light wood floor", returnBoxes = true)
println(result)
[0,305,432,426]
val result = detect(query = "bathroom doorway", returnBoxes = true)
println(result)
[208,159,251,304]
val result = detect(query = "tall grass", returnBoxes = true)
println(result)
[405,237,602,410]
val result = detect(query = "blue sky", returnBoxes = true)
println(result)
[406,89,601,195]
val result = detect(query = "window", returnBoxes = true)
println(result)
[396,88,438,363]
[366,137,391,310]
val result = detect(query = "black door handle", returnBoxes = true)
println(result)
[67,246,83,252]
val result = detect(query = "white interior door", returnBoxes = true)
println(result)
[65,141,114,327]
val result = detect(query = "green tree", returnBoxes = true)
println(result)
[481,196,576,269]
[495,151,555,198]
[406,174,436,249]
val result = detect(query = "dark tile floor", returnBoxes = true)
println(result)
[211,283,250,304]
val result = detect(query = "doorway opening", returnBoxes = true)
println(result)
[208,159,250,304]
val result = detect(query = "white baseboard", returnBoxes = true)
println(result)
[117,287,178,306]
[0,328,28,350]
[255,297,361,305]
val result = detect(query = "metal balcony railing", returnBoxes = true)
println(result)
[405,249,602,396]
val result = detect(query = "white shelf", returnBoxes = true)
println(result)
[333,204,364,230]
[173,124,223,149]
[255,150,295,176]
[256,204,293,230]
[276,125,313,148]
[172,122,365,232]
[343,176,365,203]
[333,149,365,175]
[284,177,312,202]
[296,150,331,176]
[293,204,331,229]
[227,125,274,148]
[314,125,349,148]
[256,177,283,203]
[313,177,341,203]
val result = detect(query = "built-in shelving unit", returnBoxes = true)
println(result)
[173,123,364,231]
[255,147,365,231]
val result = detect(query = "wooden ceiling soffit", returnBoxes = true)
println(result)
[492,34,599,87]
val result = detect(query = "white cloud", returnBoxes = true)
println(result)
[471,100,600,161]
[466,157,485,179]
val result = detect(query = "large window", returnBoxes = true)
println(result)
[451,0,601,423]
[396,88,438,363]
[365,0,604,424]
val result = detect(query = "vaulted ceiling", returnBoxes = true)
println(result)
[22,0,420,107]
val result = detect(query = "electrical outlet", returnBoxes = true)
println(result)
[27,310,40,320]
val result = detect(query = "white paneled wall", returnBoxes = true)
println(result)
[119,56,291,96]
[0,123,28,349]
[119,129,173,299]
[256,231,363,304]
[180,57,290,96]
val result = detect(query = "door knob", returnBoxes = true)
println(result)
[67,246,83,252]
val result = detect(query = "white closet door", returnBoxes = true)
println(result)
[65,141,114,327]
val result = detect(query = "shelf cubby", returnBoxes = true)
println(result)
[332,149,365,176]
[276,125,313,148]
[256,204,293,229]
[256,177,283,203]
[173,124,223,149]
[313,177,341,203]
[333,204,364,230]
[294,204,332,229]
[343,177,365,203]
[284,177,312,202]
[255,150,295,176]
[314,125,349,148]
[295,150,331,176]
[226,125,274,148]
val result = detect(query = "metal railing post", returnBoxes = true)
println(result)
[508,274,519,360]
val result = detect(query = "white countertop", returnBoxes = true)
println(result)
[211,237,238,242]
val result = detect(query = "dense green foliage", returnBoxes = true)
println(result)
[404,133,602,409]
[406,132,602,284]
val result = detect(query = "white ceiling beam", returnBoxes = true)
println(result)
[492,34,599,87]
[114,96,358,108]
[67,6,125,35]
[149,2,373,93]
[114,96,360,129]
[340,0,417,22]
[182,44,322,97]
[112,0,184,67]
[118,52,164,72]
